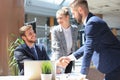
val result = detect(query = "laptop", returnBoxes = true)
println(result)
[24,60,56,80]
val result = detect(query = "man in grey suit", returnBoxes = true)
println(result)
[58,0,120,80]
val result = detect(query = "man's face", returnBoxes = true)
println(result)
[23,28,36,43]
[71,8,82,24]
[56,14,69,27]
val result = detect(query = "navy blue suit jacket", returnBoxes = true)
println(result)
[14,43,50,75]
[73,13,120,74]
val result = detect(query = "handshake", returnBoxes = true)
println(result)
[56,56,71,68]
[56,56,88,80]
[56,56,71,74]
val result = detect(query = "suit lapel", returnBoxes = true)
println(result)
[86,12,95,23]
[58,25,67,54]
[21,44,35,59]
[71,26,75,51]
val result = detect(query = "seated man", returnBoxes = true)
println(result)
[14,25,50,75]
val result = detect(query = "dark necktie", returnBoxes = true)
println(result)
[31,47,38,60]
[79,24,86,46]
[83,25,86,41]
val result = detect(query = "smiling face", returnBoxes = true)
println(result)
[56,14,69,27]
[19,25,37,46]
[56,7,70,28]
[23,27,36,43]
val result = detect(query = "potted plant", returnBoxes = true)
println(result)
[41,61,53,80]
[8,34,24,75]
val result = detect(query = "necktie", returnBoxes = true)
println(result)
[31,47,38,59]
[83,25,86,42]
[79,24,86,46]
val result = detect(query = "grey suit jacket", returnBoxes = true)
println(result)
[51,25,78,60]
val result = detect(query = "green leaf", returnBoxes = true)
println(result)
[41,61,53,74]
[8,34,24,75]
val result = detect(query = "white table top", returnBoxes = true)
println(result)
[0,73,88,80]
[56,73,88,80]
[0,76,27,80]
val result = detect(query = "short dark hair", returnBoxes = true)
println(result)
[19,25,32,37]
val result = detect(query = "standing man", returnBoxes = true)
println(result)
[58,0,120,80]
[14,25,50,75]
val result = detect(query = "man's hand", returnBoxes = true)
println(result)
[56,56,71,68]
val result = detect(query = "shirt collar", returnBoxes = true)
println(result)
[29,44,35,49]
[83,15,88,26]
[62,26,71,31]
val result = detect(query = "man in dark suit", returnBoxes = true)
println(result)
[14,25,50,75]
[58,0,120,80]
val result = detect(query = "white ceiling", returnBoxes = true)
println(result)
[25,0,120,17]
[87,0,120,17]
[62,0,120,17]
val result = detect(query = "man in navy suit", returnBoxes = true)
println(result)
[58,0,120,80]
[14,25,50,75]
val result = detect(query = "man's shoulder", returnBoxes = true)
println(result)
[35,43,43,47]
[89,14,103,23]
[15,44,26,50]
[35,43,45,50]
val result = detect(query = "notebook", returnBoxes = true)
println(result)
[24,60,56,80]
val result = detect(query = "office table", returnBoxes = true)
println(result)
[0,73,88,80]
[0,76,26,80]
[56,73,88,80]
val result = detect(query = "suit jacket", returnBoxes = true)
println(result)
[14,43,50,75]
[51,25,78,60]
[73,12,120,74]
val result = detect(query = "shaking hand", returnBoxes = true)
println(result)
[56,56,71,68]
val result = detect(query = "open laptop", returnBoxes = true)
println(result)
[24,60,56,80]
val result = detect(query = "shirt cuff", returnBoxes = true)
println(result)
[68,54,77,61]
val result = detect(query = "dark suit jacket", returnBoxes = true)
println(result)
[73,12,120,75]
[14,43,50,75]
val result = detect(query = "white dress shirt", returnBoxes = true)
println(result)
[62,27,72,55]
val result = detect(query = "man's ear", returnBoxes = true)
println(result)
[22,36,25,41]
[78,6,82,14]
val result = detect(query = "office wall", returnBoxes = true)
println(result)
[103,14,120,28]
[0,0,24,75]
